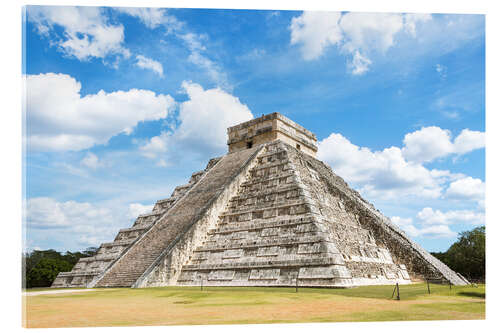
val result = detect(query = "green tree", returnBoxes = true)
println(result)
[23,247,99,288]
[26,258,73,288]
[432,226,485,280]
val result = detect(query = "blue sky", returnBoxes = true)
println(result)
[23,6,485,253]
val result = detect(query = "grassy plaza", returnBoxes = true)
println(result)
[23,283,485,328]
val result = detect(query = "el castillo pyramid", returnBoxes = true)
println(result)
[52,113,468,288]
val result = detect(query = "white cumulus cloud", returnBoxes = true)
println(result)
[116,7,182,31]
[140,81,253,162]
[402,126,455,163]
[136,55,164,77]
[28,6,130,62]
[453,129,486,155]
[402,126,485,163]
[318,125,483,201]
[417,207,485,226]
[127,203,154,219]
[445,177,485,202]
[289,11,432,74]
[24,197,154,249]
[349,50,372,75]
[391,205,484,239]
[25,197,113,229]
[290,11,342,61]
[318,132,452,200]
[140,131,170,159]
[26,73,176,152]
[392,215,455,238]
[339,12,404,54]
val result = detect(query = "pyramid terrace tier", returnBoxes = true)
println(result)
[209,219,324,240]
[212,215,317,234]
[180,259,408,276]
[228,182,305,203]
[152,198,176,213]
[237,172,298,193]
[117,224,153,234]
[194,236,397,266]
[182,256,347,271]
[196,235,333,251]
[176,263,410,288]
[220,201,312,223]
[204,223,327,244]
[132,212,162,227]
[51,272,100,288]
[224,186,310,211]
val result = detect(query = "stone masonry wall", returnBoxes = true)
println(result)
[287,146,411,286]
[300,152,468,285]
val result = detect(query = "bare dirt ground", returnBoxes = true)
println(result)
[22,289,98,296]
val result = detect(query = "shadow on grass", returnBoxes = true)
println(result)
[457,291,485,299]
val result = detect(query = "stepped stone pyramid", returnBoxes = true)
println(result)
[52,113,468,288]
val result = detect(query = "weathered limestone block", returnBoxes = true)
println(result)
[208,270,235,281]
[249,268,280,280]
[299,265,351,279]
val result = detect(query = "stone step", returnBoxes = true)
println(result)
[223,200,310,218]
[240,171,295,187]
[250,158,290,171]
[182,256,345,271]
[228,185,302,202]
[137,211,163,218]
[195,235,325,252]
[212,215,316,234]
[118,224,153,233]
[93,254,119,261]
[220,200,309,217]
[101,239,135,247]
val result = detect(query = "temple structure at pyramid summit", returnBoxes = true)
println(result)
[52,113,468,288]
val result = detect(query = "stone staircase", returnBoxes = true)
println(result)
[94,146,262,287]
[51,158,221,288]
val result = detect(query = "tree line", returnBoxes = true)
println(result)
[431,226,485,281]
[22,247,98,288]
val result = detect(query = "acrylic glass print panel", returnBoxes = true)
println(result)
[22,4,485,328]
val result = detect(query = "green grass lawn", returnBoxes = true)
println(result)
[23,283,485,328]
